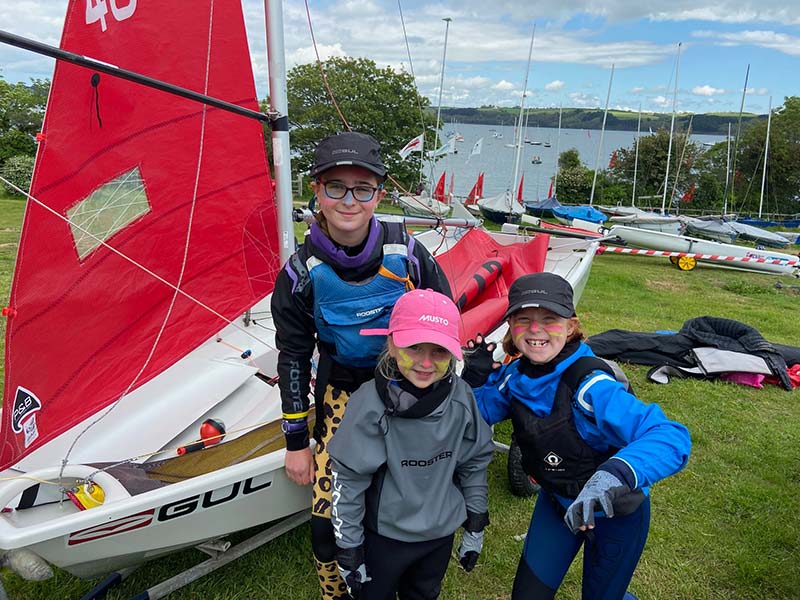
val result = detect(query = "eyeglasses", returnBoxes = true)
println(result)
[320,180,381,202]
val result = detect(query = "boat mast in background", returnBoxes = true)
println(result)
[429,17,452,191]
[631,103,642,206]
[726,63,750,216]
[589,63,614,206]
[264,0,294,264]
[511,24,536,205]
[758,96,773,219]
[661,42,682,215]
[553,103,563,197]
[723,122,732,214]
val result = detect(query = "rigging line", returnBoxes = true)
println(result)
[397,0,428,168]
[59,0,219,479]
[303,0,351,131]
[669,114,694,210]
[727,64,750,214]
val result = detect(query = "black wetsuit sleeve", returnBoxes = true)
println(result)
[270,263,316,449]
[412,242,453,299]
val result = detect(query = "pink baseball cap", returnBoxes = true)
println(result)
[361,289,463,360]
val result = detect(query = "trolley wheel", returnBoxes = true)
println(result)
[676,255,697,271]
[507,437,540,498]
[669,256,679,265]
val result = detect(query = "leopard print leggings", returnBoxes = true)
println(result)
[312,385,351,600]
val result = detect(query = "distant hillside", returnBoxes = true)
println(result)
[438,107,763,135]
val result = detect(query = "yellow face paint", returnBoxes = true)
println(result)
[543,323,566,337]
[432,357,450,376]
[396,348,415,371]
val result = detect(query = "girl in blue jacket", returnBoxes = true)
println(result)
[466,272,691,600]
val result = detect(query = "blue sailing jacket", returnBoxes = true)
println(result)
[308,244,411,368]
[474,342,691,505]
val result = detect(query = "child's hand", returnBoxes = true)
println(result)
[336,546,371,598]
[457,529,484,572]
[461,333,502,387]
[563,470,629,534]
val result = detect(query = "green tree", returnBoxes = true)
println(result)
[0,154,35,196]
[728,96,800,215]
[0,77,49,165]
[556,164,593,204]
[558,148,581,170]
[286,57,434,192]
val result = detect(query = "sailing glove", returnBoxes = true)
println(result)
[458,510,489,572]
[336,546,371,599]
[564,470,630,534]
[461,334,501,388]
[457,530,484,572]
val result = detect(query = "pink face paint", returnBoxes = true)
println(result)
[543,323,566,337]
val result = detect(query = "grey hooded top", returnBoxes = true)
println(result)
[328,375,494,547]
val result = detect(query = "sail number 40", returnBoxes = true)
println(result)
[86,0,136,32]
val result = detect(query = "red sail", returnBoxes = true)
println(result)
[465,172,483,205]
[517,174,525,202]
[1,1,278,468]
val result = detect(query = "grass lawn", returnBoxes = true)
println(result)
[1,193,799,599]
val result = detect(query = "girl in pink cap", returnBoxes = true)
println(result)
[327,289,494,600]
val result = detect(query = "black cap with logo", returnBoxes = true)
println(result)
[310,132,387,179]
[502,272,576,320]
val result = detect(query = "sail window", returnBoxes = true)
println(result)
[67,166,151,259]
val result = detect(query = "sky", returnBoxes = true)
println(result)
[1,1,798,116]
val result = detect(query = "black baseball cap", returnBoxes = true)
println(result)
[310,132,387,179]
[502,273,576,320]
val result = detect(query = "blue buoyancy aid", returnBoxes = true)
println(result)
[308,243,413,367]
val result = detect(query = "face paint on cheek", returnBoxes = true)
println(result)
[511,324,528,343]
[432,357,450,376]
[396,349,415,371]
[543,323,566,337]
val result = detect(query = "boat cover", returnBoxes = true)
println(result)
[432,228,548,342]
[552,205,607,224]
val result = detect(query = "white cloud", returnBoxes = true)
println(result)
[287,44,347,68]
[494,80,515,91]
[631,86,645,94]
[652,95,671,107]
[569,92,599,107]
[692,85,726,96]
[545,80,565,91]
[692,29,800,56]
[745,87,769,95]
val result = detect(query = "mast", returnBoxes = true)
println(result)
[512,24,536,207]
[429,17,452,192]
[264,0,294,265]
[553,103,563,196]
[631,103,642,206]
[723,122,732,214]
[589,63,614,206]
[727,64,750,216]
[661,42,682,215]
[758,96,773,219]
